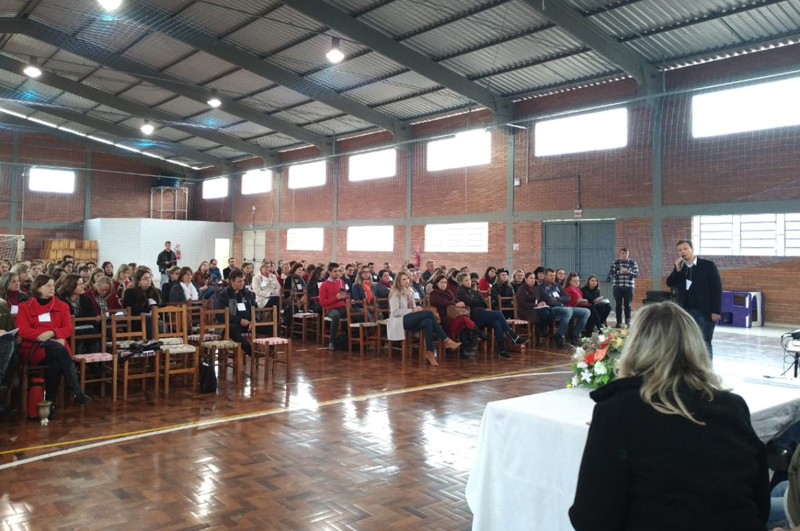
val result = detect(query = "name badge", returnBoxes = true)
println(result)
[237,302,247,312]
[39,312,51,323]
[261,281,267,287]
[10,305,18,315]
[413,292,421,300]
[297,285,303,291]
[345,284,350,291]
[685,279,693,291]
[317,282,323,289]
[148,298,157,306]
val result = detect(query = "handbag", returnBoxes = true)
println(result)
[447,305,470,320]
[198,355,217,393]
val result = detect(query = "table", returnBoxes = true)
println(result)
[465,376,800,531]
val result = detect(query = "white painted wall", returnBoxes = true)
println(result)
[84,218,233,282]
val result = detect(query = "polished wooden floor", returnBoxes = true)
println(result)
[0,325,791,530]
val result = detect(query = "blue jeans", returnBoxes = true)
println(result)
[552,307,591,339]
[403,310,448,350]
[472,309,511,339]
[687,309,715,359]
[769,481,789,527]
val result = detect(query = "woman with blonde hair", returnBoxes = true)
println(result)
[570,302,769,531]
[113,263,132,298]
[387,271,459,366]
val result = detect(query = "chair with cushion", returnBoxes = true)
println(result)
[502,296,531,349]
[70,315,116,400]
[346,299,380,357]
[110,314,160,400]
[290,291,319,343]
[197,307,243,386]
[250,306,291,382]
[151,305,199,395]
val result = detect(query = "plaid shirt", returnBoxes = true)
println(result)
[608,259,639,288]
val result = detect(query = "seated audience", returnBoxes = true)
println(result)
[57,273,99,353]
[479,266,497,292]
[429,273,482,358]
[564,272,604,336]
[569,302,769,531]
[421,260,436,283]
[516,271,555,337]
[215,269,257,357]
[388,271,459,366]
[445,268,460,296]
[77,265,91,284]
[241,262,254,289]
[17,274,91,415]
[113,263,132,298]
[319,263,349,350]
[208,259,222,285]
[533,266,546,286]
[456,272,526,359]
[305,266,324,313]
[510,268,525,293]
[29,260,44,278]
[0,259,10,275]
[470,272,480,290]
[223,258,237,280]
[0,296,17,419]
[555,268,567,287]
[581,274,612,330]
[169,267,199,302]
[122,268,164,338]
[193,261,215,300]
[374,269,392,300]
[408,267,425,300]
[51,267,67,284]
[252,261,281,308]
[86,267,105,292]
[536,268,590,347]
[86,276,122,315]
[102,261,114,277]
[0,272,30,321]
[161,265,180,301]
[344,264,356,289]
[10,263,31,293]
[490,268,516,318]
[350,265,375,319]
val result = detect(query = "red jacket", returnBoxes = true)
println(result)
[319,278,347,310]
[565,286,590,308]
[478,277,494,292]
[17,296,73,365]
[86,288,123,314]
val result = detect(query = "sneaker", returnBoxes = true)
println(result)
[555,335,565,348]
[497,351,511,359]
[328,342,335,351]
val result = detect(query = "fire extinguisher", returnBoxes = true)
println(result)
[175,243,181,261]
[27,377,45,420]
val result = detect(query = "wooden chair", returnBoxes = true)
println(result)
[151,305,199,396]
[70,315,116,400]
[251,306,291,382]
[289,291,319,343]
[346,299,380,356]
[194,307,243,386]
[110,314,160,401]
[321,304,347,347]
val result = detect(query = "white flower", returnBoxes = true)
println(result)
[571,375,579,387]
[594,361,608,375]
[581,369,593,383]
[576,361,588,369]
[573,346,585,358]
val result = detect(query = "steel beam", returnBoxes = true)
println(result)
[519,0,659,93]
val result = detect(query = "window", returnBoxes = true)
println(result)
[241,169,272,195]
[349,148,396,182]
[347,226,394,252]
[28,167,75,194]
[287,228,324,251]
[425,222,488,253]
[288,160,326,189]
[202,177,228,199]
[692,76,800,138]
[692,213,800,256]
[427,130,491,172]
[535,108,628,157]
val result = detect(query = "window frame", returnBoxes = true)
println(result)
[692,213,800,257]
[426,130,492,172]
[241,169,272,195]
[28,167,76,194]
[534,107,628,157]
[288,160,326,190]
[348,148,397,182]
[202,177,229,200]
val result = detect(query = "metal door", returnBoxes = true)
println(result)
[543,221,616,299]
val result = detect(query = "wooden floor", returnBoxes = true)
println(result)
[0,325,792,530]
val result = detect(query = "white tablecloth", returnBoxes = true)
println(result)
[465,376,800,531]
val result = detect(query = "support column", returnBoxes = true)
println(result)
[331,159,339,262]
[506,129,515,270]
[405,146,413,259]
[274,169,282,261]
[84,150,92,223]
[650,96,665,290]
[9,132,19,234]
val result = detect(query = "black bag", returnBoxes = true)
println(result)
[198,355,217,393]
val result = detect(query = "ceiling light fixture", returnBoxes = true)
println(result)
[23,57,42,78]
[326,37,345,64]
[207,89,222,108]
[140,120,154,135]
[98,0,123,10]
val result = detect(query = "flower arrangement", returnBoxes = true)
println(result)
[567,328,628,389]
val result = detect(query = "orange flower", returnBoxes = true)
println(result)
[584,353,594,366]
[594,346,608,363]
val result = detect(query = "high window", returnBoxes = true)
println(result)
[427,130,491,172]
[535,108,628,157]
[349,149,396,182]
[28,167,75,194]
[241,169,272,195]
[202,177,228,199]
[288,160,326,189]
[424,222,488,253]
[347,226,394,252]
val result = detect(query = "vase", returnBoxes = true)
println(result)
[37,400,52,426]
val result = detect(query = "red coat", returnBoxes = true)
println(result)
[17,296,73,365]
[565,286,590,308]
[86,288,123,314]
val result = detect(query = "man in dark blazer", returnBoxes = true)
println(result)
[666,239,722,358]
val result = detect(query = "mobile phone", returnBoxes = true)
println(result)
[339,285,345,293]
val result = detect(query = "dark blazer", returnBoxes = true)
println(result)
[515,282,542,323]
[490,282,515,312]
[456,285,488,320]
[122,287,164,316]
[665,258,722,320]
[215,287,256,327]
[58,294,99,318]
[570,376,769,531]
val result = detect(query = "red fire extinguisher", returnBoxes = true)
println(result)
[27,377,45,420]
[175,243,181,261]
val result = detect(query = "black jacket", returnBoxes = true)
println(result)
[570,376,769,531]
[157,250,177,273]
[58,294,98,318]
[666,257,722,320]
[215,287,255,328]
[490,282,515,312]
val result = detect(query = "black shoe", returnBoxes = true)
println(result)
[497,351,511,359]
[75,392,92,406]
[474,329,489,342]
[459,349,470,360]
[0,404,17,421]
[506,330,527,346]
[555,335,565,348]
